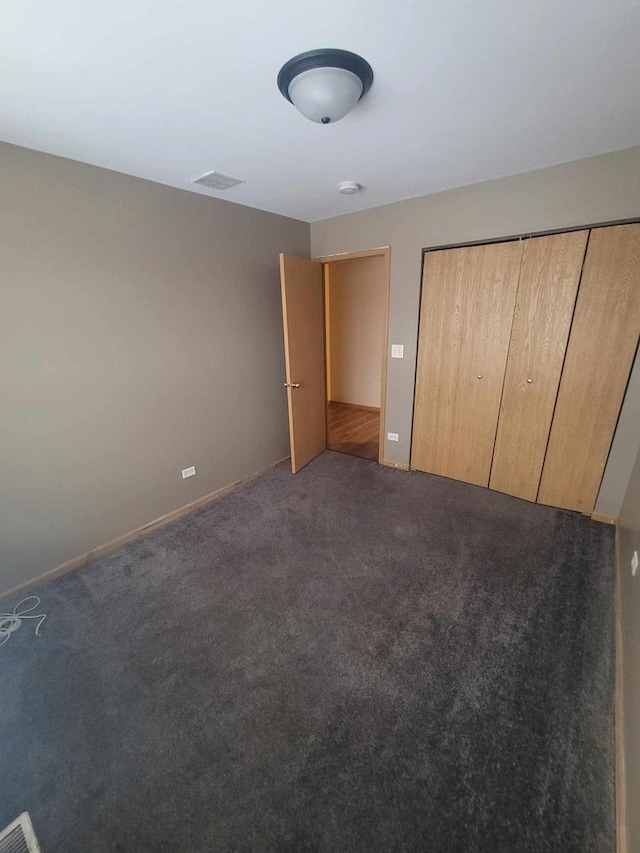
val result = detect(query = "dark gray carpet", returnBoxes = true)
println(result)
[1,451,614,853]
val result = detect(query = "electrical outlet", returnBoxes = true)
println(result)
[391,344,404,359]
[181,465,196,479]
[387,432,399,442]
[632,550,639,577]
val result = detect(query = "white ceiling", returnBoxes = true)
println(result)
[2,0,639,222]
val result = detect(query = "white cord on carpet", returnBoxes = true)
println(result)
[0,597,46,647]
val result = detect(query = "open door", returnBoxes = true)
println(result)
[279,254,326,472]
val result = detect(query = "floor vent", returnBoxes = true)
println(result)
[0,813,42,853]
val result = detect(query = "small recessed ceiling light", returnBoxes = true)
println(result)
[278,49,374,125]
[338,181,362,195]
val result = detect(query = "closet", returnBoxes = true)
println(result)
[411,222,640,514]
[489,231,588,501]
[412,241,523,487]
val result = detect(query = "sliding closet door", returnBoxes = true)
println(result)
[538,223,640,513]
[489,231,588,501]
[411,240,523,486]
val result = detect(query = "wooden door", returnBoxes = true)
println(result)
[279,254,326,473]
[411,240,524,486]
[489,231,588,501]
[538,223,640,512]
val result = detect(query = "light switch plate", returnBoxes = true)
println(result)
[391,344,404,359]
[387,432,399,442]
[182,466,196,479]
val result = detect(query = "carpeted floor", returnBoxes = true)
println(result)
[1,452,614,852]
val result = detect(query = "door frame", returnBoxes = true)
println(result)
[419,216,640,256]
[313,247,391,465]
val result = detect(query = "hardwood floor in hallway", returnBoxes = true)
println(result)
[327,401,380,462]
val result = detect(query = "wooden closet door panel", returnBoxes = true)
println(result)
[489,231,588,501]
[411,240,523,486]
[538,223,640,513]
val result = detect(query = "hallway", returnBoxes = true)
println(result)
[327,401,380,461]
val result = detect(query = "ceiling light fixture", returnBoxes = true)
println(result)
[277,49,373,125]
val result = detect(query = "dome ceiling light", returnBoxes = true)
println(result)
[277,49,374,125]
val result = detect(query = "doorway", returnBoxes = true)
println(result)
[323,252,389,463]
[279,248,389,473]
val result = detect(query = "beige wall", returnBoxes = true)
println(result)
[598,347,640,519]
[0,141,309,595]
[311,146,640,513]
[327,256,386,408]
[618,446,640,850]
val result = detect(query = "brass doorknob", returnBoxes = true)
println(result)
[284,382,301,388]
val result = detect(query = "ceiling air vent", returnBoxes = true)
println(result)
[0,813,42,853]
[192,170,245,191]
